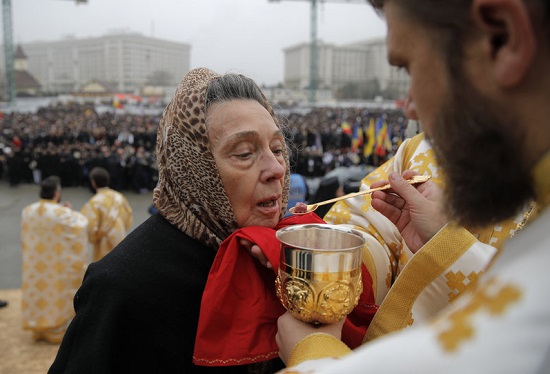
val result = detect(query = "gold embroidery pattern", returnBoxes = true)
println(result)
[398,248,409,268]
[81,188,132,261]
[21,201,89,340]
[406,312,414,327]
[365,168,386,186]
[324,204,351,224]
[385,265,393,289]
[410,151,437,177]
[192,351,279,366]
[445,270,482,302]
[438,277,522,352]
[361,197,374,214]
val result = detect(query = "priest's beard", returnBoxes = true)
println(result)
[428,75,534,228]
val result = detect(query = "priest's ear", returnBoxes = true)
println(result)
[471,0,536,87]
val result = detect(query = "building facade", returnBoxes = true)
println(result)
[5,33,191,95]
[284,41,335,90]
[283,37,409,100]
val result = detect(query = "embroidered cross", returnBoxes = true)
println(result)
[437,277,521,352]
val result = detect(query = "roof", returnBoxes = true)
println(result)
[80,79,117,94]
[15,70,41,90]
[14,45,27,59]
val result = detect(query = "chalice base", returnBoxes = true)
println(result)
[276,268,363,324]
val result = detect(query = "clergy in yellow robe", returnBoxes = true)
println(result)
[81,167,133,262]
[324,133,534,343]
[279,145,548,373]
[276,0,549,368]
[21,176,89,344]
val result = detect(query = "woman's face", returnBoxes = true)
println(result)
[208,99,286,228]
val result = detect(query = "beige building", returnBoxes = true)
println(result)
[8,32,191,95]
[283,37,409,100]
[284,41,335,90]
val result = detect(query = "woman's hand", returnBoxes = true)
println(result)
[239,239,272,269]
[371,170,449,253]
[276,311,345,364]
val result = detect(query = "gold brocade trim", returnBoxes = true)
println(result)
[287,333,351,368]
[510,201,536,238]
[193,351,279,366]
[483,201,537,274]
[363,224,477,343]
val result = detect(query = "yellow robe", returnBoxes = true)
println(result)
[81,187,133,262]
[323,133,532,342]
[21,199,89,343]
[280,148,550,374]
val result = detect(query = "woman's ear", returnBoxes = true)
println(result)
[471,0,536,87]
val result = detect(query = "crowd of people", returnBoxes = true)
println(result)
[0,104,158,192]
[0,101,407,191]
[285,106,406,176]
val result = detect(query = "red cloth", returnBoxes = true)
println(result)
[193,213,326,367]
[341,264,378,349]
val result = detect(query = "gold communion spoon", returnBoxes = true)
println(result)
[288,175,431,215]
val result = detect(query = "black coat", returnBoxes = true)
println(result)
[49,214,283,373]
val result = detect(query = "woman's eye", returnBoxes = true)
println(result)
[235,152,253,159]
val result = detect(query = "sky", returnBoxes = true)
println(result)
[10,0,387,86]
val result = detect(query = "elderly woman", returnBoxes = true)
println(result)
[49,68,323,373]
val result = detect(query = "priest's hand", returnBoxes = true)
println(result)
[371,170,449,253]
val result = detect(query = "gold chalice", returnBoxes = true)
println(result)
[275,224,365,324]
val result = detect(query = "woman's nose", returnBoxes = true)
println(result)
[262,152,285,182]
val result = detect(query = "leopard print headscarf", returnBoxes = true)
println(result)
[153,68,290,250]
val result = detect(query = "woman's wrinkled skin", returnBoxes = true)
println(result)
[153,68,290,250]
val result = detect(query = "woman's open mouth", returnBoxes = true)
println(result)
[257,199,277,208]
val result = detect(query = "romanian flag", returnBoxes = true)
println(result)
[113,97,123,109]
[351,121,363,152]
[363,118,376,158]
[375,117,392,158]
[341,121,352,135]
[385,124,393,150]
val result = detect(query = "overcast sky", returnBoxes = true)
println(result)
[10,0,386,86]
